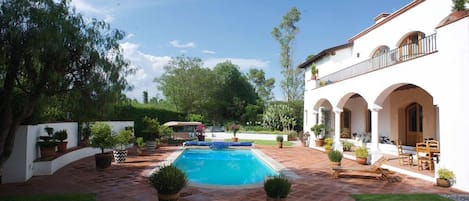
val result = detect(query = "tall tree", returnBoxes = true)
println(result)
[272,7,303,101]
[143,91,149,104]
[211,61,258,122]
[247,68,275,102]
[0,0,132,170]
[155,56,215,116]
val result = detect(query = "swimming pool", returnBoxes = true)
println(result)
[172,149,278,187]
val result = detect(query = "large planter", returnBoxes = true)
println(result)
[39,145,57,159]
[95,152,113,170]
[57,142,68,153]
[113,150,128,163]
[277,142,283,148]
[356,157,368,165]
[315,139,325,147]
[436,178,452,187]
[136,147,145,156]
[266,197,286,201]
[157,192,180,201]
[232,137,239,142]
[146,140,157,151]
[329,161,341,168]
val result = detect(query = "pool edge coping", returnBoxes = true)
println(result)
[148,146,301,189]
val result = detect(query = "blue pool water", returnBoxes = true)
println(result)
[173,149,278,186]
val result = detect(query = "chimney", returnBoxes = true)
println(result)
[374,13,390,24]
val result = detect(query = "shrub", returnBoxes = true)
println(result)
[136,137,146,148]
[276,135,284,142]
[328,150,343,162]
[355,147,369,158]
[342,141,354,151]
[264,176,291,199]
[438,168,455,180]
[149,165,187,195]
[324,137,333,145]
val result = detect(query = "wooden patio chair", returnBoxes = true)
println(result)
[397,139,413,166]
[416,142,433,171]
[331,156,395,181]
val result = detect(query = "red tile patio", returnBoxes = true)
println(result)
[0,144,467,201]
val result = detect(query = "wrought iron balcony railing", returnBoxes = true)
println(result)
[318,33,437,85]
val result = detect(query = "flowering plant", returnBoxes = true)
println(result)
[196,124,205,136]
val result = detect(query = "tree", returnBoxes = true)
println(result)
[0,0,131,170]
[452,0,467,11]
[271,7,303,101]
[155,56,215,116]
[143,91,149,104]
[247,68,275,102]
[211,61,258,122]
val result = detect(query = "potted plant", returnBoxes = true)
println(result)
[276,136,284,148]
[54,129,68,153]
[436,168,455,187]
[311,124,325,147]
[264,175,291,201]
[342,141,354,152]
[113,128,134,163]
[90,122,116,170]
[149,165,188,201]
[355,147,369,165]
[328,150,343,167]
[230,123,240,142]
[135,137,146,156]
[142,116,159,151]
[37,126,57,159]
[310,63,318,80]
[324,137,333,153]
[196,124,206,141]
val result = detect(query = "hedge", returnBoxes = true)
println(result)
[109,104,184,136]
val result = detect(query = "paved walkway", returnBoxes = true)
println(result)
[0,144,467,201]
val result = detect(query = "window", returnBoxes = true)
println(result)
[371,46,390,68]
[399,32,425,60]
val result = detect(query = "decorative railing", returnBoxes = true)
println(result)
[319,33,437,84]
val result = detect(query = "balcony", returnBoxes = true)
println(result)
[318,33,437,86]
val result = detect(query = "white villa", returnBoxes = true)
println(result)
[300,0,469,192]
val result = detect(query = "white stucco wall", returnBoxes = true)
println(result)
[2,121,134,184]
[303,0,469,192]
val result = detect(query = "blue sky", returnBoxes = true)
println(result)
[71,0,411,102]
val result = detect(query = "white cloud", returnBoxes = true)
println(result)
[125,33,135,40]
[120,42,171,101]
[169,40,196,48]
[204,58,269,71]
[70,0,114,22]
[202,50,216,54]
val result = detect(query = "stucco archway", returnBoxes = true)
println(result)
[374,83,437,146]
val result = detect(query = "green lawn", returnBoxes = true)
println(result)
[352,193,452,201]
[0,193,96,201]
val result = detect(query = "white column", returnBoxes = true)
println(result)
[370,105,382,162]
[333,108,343,151]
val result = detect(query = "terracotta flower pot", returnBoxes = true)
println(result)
[436,178,451,187]
[57,142,67,153]
[315,139,325,147]
[158,192,180,201]
[232,137,239,142]
[40,145,56,159]
[330,161,341,168]
[356,157,368,165]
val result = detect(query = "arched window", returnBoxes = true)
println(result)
[371,46,390,68]
[399,32,425,61]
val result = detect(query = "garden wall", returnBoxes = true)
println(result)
[1,121,133,184]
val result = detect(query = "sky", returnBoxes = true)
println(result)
[70,0,412,102]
